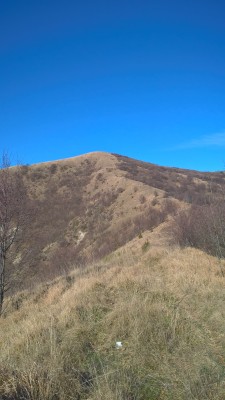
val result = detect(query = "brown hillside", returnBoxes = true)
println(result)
[3,153,225,399]
[11,152,225,288]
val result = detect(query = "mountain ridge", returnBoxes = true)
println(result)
[6,151,225,290]
[25,151,224,174]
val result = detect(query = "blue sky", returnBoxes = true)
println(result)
[1,0,225,171]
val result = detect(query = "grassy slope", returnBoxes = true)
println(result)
[15,151,225,289]
[1,234,225,399]
[2,153,225,399]
[19,152,170,286]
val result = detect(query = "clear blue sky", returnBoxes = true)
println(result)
[1,0,225,171]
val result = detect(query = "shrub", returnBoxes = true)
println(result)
[139,194,146,204]
[49,163,57,174]
[142,240,150,252]
[161,198,179,216]
[151,197,158,206]
[169,203,225,258]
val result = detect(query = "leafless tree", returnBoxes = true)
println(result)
[0,153,28,315]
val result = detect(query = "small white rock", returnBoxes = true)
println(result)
[116,341,122,349]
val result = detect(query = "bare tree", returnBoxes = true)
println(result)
[0,153,28,315]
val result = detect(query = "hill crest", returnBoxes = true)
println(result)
[5,152,225,289]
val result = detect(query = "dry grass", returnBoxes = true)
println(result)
[8,152,225,291]
[1,244,225,399]
[2,151,225,399]
[114,153,225,204]
[12,152,184,289]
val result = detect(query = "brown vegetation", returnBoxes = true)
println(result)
[169,202,225,259]
[1,245,225,399]
[2,151,225,289]
[1,152,225,398]
[114,153,225,204]
[0,153,29,314]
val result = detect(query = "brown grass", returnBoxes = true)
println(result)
[14,152,186,288]
[3,152,225,398]
[1,242,225,399]
[114,153,225,204]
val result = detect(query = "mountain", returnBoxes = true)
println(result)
[2,152,225,400]
[15,151,224,287]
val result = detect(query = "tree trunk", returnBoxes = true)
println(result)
[0,253,5,316]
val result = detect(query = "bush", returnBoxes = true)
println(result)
[142,240,150,252]
[169,203,225,258]
[139,195,146,204]
[49,163,57,174]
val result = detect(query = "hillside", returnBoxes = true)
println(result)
[1,152,225,399]
[13,151,225,288]
[1,235,225,399]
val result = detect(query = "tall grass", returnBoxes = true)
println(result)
[1,246,225,399]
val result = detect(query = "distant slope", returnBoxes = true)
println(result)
[12,152,225,287]
[114,153,225,204]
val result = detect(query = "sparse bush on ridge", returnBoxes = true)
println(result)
[49,163,57,174]
[115,153,225,205]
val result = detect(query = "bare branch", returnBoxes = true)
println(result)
[0,152,29,316]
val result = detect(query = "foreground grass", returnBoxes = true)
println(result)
[1,246,225,399]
